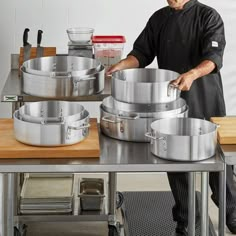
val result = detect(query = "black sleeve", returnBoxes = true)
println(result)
[200,9,226,71]
[128,18,156,68]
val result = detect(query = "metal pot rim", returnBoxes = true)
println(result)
[101,96,187,118]
[22,56,101,77]
[150,117,217,138]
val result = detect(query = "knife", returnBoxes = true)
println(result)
[23,28,31,62]
[36,30,44,57]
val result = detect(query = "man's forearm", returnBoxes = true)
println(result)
[118,55,140,70]
[189,60,216,81]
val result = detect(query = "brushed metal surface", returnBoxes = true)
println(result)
[148,118,217,161]
[111,68,180,104]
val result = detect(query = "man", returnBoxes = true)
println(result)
[107,0,236,235]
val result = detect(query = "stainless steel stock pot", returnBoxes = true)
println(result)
[14,102,90,146]
[21,56,105,98]
[111,68,180,104]
[145,118,217,161]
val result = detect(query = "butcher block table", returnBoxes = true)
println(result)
[0,118,100,159]
[211,117,236,165]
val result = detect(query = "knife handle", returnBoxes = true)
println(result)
[37,30,43,46]
[23,28,30,46]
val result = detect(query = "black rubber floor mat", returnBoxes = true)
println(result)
[121,191,216,236]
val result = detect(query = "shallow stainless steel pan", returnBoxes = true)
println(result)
[145,118,217,161]
[111,68,180,104]
[19,101,85,124]
[14,110,90,146]
[101,96,187,118]
[100,105,188,142]
[22,56,101,77]
[21,65,105,97]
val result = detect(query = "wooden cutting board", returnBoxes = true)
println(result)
[0,118,100,159]
[210,117,236,144]
[18,47,56,75]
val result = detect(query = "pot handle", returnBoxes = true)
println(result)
[145,132,165,140]
[167,83,179,97]
[68,124,90,130]
[50,71,72,78]
[102,116,121,123]
[40,117,64,124]
[117,113,139,120]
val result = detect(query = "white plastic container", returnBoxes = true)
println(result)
[92,35,126,69]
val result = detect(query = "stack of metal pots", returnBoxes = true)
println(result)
[14,101,90,146]
[100,68,188,142]
[21,56,105,97]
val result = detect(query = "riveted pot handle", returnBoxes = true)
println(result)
[50,71,72,78]
[117,113,139,120]
[167,83,179,97]
[145,132,165,140]
[102,116,121,123]
[68,124,90,130]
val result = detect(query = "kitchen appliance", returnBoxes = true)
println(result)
[67,28,94,58]
[36,30,44,57]
[68,42,93,58]
[111,68,180,104]
[145,118,217,161]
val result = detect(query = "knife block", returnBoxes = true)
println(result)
[18,47,56,76]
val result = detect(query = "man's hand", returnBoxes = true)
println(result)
[171,60,216,91]
[171,70,198,91]
[105,55,140,77]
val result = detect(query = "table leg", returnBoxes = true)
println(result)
[201,172,209,236]
[188,172,196,236]
[219,162,226,236]
[108,172,117,225]
[7,173,15,236]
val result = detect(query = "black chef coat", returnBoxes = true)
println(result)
[129,0,226,120]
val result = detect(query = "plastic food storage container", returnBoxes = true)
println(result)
[78,178,105,211]
[92,35,126,69]
[67,27,94,43]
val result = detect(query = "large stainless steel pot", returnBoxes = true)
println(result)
[100,106,188,142]
[145,118,217,161]
[111,68,180,104]
[21,65,105,97]
[101,96,187,118]
[22,56,101,77]
[19,101,85,124]
[14,110,90,146]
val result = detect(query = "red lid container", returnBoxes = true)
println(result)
[92,35,126,44]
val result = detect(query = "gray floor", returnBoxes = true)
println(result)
[23,173,232,235]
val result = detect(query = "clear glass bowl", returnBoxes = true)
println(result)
[67,27,94,43]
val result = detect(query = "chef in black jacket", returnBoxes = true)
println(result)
[107,0,236,234]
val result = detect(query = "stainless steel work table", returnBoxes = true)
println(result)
[0,70,226,236]
[0,133,226,236]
